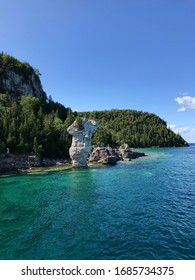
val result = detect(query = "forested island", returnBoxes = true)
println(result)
[78,110,188,148]
[0,53,188,164]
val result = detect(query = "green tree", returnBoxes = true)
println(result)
[33,137,42,155]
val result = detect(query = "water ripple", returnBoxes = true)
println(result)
[0,146,195,259]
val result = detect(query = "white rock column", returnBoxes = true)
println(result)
[67,118,98,168]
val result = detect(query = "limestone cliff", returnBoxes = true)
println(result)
[0,53,46,100]
[67,118,98,168]
[0,70,46,100]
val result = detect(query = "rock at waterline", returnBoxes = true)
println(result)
[67,118,98,168]
[88,144,146,164]
[88,146,120,165]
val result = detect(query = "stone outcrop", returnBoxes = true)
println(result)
[0,154,41,172]
[88,146,120,165]
[67,118,98,168]
[119,144,146,160]
[88,144,146,164]
[0,70,46,100]
[0,154,70,173]
[119,143,131,160]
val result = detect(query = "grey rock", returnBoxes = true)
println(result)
[0,154,41,172]
[98,155,117,165]
[119,144,146,160]
[88,146,119,164]
[0,70,46,100]
[89,144,146,165]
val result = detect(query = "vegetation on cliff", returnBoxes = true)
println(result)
[0,52,34,80]
[0,53,188,158]
[74,116,84,130]
[0,53,77,158]
[0,52,47,102]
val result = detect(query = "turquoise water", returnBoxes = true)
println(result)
[0,145,195,260]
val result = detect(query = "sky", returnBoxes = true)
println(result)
[0,0,195,142]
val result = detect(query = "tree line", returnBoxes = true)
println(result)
[0,53,188,158]
[79,110,188,148]
[0,93,76,157]
[0,95,188,158]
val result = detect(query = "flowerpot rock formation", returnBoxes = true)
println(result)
[67,118,98,168]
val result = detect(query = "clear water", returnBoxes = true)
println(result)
[0,145,195,260]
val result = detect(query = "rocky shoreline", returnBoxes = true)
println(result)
[0,144,146,173]
[0,154,70,173]
[88,144,146,165]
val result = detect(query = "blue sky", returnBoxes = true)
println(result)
[1,0,195,142]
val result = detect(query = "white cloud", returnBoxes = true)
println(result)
[177,107,186,112]
[168,125,193,134]
[174,95,195,111]
[168,125,176,129]
[168,125,195,143]
[177,127,191,134]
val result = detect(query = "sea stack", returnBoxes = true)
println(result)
[67,118,98,168]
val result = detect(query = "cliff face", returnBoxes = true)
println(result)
[67,118,98,168]
[0,70,46,100]
[0,53,46,100]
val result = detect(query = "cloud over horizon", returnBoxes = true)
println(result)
[174,95,195,112]
[168,124,195,143]
[168,125,191,134]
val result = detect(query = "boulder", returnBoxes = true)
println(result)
[119,144,146,160]
[98,156,117,165]
[88,146,119,165]
[119,144,132,160]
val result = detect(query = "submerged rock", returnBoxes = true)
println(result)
[67,118,98,168]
